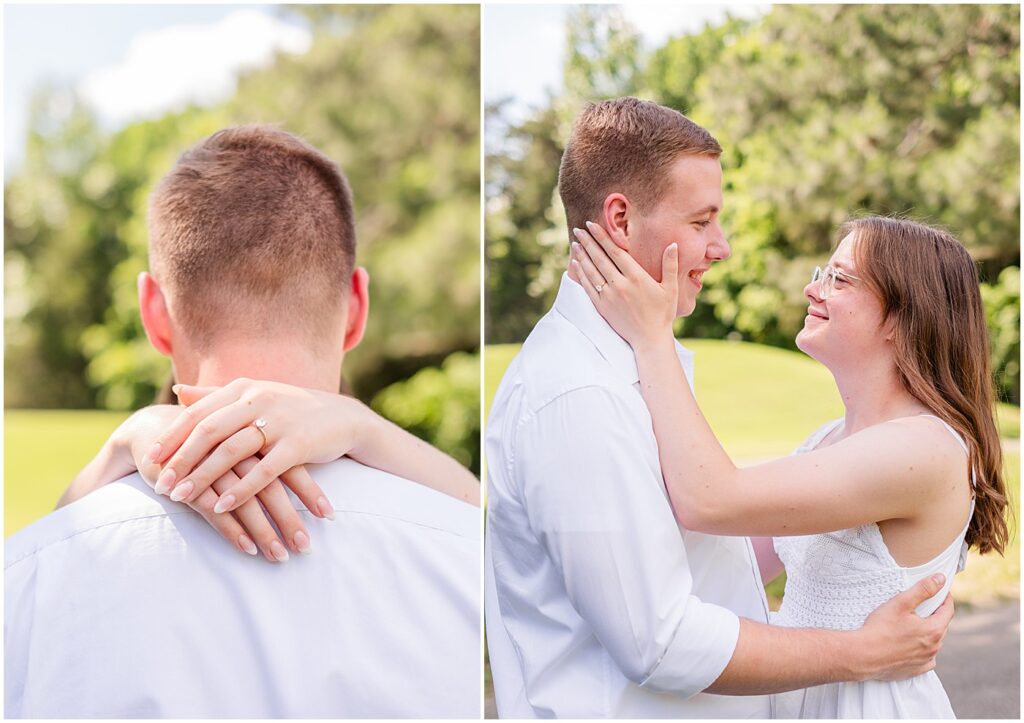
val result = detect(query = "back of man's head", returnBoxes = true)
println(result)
[558,97,722,234]
[148,125,355,353]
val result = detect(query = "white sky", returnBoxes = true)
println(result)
[4,5,311,175]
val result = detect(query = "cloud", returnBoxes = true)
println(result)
[78,9,311,127]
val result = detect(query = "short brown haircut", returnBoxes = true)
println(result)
[558,97,722,235]
[148,125,356,350]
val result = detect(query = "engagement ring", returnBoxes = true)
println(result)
[252,417,269,451]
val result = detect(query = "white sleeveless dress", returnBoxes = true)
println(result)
[771,416,974,719]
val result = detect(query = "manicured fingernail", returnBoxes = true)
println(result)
[294,531,311,555]
[142,443,161,466]
[932,573,945,585]
[316,496,335,521]
[171,384,182,395]
[270,540,290,562]
[669,243,678,254]
[154,468,176,495]
[585,220,597,229]
[169,480,193,502]
[572,228,582,238]
[238,534,258,556]
[213,494,235,514]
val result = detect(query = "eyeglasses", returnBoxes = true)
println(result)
[811,265,861,300]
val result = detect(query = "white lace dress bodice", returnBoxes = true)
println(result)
[771,417,974,719]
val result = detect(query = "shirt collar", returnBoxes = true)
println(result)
[552,272,694,385]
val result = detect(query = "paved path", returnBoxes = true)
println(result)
[937,600,1020,719]
[484,601,1020,718]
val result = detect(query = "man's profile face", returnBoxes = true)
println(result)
[629,154,729,317]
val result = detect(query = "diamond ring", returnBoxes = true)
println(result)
[252,417,269,451]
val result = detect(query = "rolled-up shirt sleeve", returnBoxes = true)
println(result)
[515,384,740,698]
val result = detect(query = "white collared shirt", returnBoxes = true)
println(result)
[6,459,480,718]
[485,273,772,718]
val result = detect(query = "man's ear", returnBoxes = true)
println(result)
[137,272,174,357]
[600,193,632,252]
[343,267,370,352]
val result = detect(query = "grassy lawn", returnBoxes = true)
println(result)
[5,409,130,536]
[486,340,846,460]
[484,339,1020,606]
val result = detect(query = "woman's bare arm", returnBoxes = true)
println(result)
[570,222,957,537]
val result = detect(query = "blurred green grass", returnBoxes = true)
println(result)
[484,339,1020,605]
[5,410,129,536]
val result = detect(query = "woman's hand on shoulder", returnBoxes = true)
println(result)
[68,404,307,562]
[145,378,368,517]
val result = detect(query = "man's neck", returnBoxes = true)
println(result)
[178,339,343,394]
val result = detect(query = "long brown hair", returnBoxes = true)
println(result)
[845,216,1010,555]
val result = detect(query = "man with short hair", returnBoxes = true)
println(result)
[485,97,951,718]
[6,126,480,718]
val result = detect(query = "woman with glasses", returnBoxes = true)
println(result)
[569,216,1008,718]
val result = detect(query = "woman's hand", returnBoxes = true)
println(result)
[62,405,306,562]
[569,220,679,353]
[146,378,372,517]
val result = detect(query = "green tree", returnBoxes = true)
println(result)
[981,266,1021,404]
[681,5,1019,351]
[485,102,564,343]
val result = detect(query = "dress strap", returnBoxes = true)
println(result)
[917,414,968,454]
[800,418,845,453]
[957,495,977,572]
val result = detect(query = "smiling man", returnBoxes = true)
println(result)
[558,100,728,317]
[483,97,953,718]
